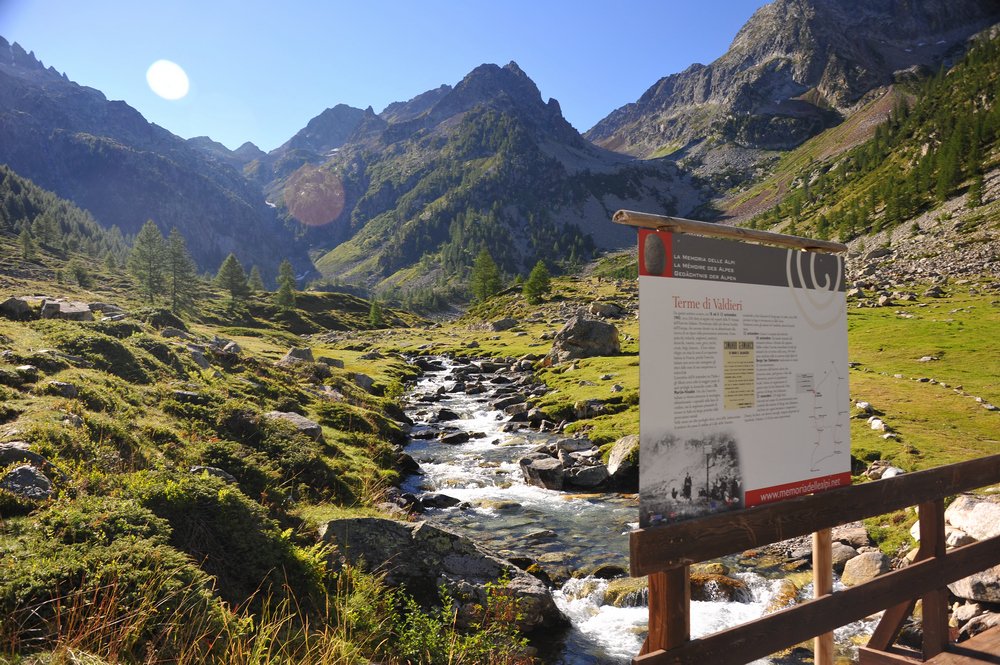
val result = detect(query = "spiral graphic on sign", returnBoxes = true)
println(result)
[785,250,844,330]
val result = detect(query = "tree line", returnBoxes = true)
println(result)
[127,219,298,313]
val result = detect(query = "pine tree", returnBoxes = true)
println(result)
[19,226,35,260]
[215,253,249,307]
[128,220,166,304]
[275,259,296,310]
[968,173,985,208]
[368,298,385,327]
[522,260,551,305]
[247,265,265,293]
[470,248,502,302]
[164,228,199,312]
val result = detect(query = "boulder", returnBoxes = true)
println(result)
[606,434,639,491]
[39,300,93,321]
[830,542,859,574]
[277,347,314,365]
[556,438,595,454]
[0,465,53,500]
[0,297,35,320]
[318,356,345,369]
[319,518,564,632]
[520,456,564,490]
[161,327,191,339]
[690,573,753,603]
[841,551,890,586]
[189,465,238,484]
[545,315,620,364]
[264,411,324,441]
[565,464,609,489]
[490,317,518,332]
[945,495,1000,541]
[419,493,462,509]
[439,431,471,445]
[0,442,53,470]
[588,301,624,318]
[949,564,1000,604]
[353,372,377,393]
[46,381,78,398]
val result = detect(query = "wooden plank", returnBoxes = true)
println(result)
[920,500,949,659]
[930,626,1000,664]
[630,454,1000,576]
[813,528,834,665]
[859,645,924,664]
[632,536,1000,665]
[866,600,917,651]
[612,209,848,254]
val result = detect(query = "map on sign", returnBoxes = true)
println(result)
[638,230,850,527]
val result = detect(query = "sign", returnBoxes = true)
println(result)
[639,229,850,527]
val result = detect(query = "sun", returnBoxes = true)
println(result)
[146,59,190,100]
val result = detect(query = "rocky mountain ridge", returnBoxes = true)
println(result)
[586,0,1000,185]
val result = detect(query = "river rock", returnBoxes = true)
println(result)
[606,434,639,492]
[945,494,1000,541]
[419,493,462,509]
[520,456,564,490]
[830,542,859,573]
[690,573,752,603]
[557,438,595,454]
[565,464,609,489]
[264,411,324,441]
[949,565,1000,604]
[840,551,890,586]
[0,465,53,500]
[318,518,564,632]
[439,431,471,445]
[545,315,620,364]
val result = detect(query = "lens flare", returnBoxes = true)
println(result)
[146,59,190,100]
[284,165,346,227]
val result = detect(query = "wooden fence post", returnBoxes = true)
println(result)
[641,566,690,656]
[813,528,834,665]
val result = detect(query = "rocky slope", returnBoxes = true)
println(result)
[0,36,309,280]
[586,0,1000,185]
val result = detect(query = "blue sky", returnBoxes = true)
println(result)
[1,1,767,152]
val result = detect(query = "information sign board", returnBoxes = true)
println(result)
[639,229,850,527]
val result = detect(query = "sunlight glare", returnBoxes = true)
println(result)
[146,59,190,100]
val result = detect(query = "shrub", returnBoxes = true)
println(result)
[123,472,320,607]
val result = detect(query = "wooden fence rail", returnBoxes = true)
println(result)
[632,454,1000,665]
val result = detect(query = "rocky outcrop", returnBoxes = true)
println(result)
[318,518,564,632]
[587,0,1000,164]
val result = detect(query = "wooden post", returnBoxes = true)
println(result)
[918,500,949,659]
[813,528,834,665]
[641,566,690,656]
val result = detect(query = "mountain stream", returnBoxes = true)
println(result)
[400,357,871,663]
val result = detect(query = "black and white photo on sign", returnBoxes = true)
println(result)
[640,430,743,526]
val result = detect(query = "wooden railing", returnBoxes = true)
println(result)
[630,454,1000,664]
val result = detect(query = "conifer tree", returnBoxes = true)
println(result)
[275,259,296,310]
[368,298,385,327]
[968,173,984,208]
[215,253,249,307]
[247,265,265,293]
[19,226,35,260]
[470,248,502,302]
[128,220,166,304]
[522,260,551,305]
[165,228,199,312]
